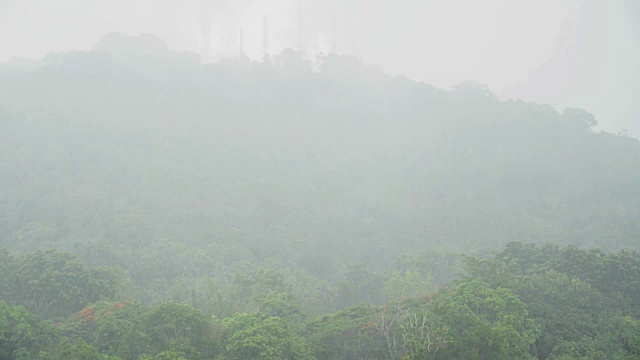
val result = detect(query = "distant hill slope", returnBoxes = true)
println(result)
[501,0,640,138]
[0,34,638,269]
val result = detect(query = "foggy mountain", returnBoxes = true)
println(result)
[2,0,638,137]
[1,32,638,265]
[502,0,640,138]
[1,3,640,359]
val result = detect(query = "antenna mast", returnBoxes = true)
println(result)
[298,0,304,54]
[262,15,270,63]
[239,29,244,56]
[200,0,212,62]
[331,0,336,53]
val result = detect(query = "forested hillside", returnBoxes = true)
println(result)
[0,34,639,359]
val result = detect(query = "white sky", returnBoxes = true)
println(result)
[0,0,637,136]
[0,0,574,90]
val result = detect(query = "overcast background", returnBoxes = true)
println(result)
[1,0,638,137]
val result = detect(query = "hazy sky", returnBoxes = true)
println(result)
[0,0,574,89]
[1,0,638,136]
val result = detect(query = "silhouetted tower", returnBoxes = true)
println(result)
[239,29,244,56]
[298,0,304,54]
[263,15,270,62]
[331,0,336,53]
[200,0,212,61]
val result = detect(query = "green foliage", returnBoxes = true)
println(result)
[616,316,640,356]
[58,301,219,360]
[144,302,215,359]
[0,300,55,360]
[563,107,597,129]
[464,242,640,359]
[90,302,147,358]
[255,291,304,323]
[384,268,433,302]
[2,249,119,320]
[151,351,187,360]
[336,262,386,309]
[0,249,14,297]
[434,280,539,360]
[307,304,377,360]
[59,301,148,359]
[2,243,640,359]
[55,338,115,360]
[2,46,639,317]
[398,311,451,360]
[230,266,292,311]
[390,251,464,288]
[1,43,640,359]
[222,312,314,360]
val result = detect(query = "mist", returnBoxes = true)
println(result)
[1,1,640,359]
[1,0,638,136]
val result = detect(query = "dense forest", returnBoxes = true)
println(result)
[0,34,639,359]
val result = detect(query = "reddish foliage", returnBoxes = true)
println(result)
[79,306,94,320]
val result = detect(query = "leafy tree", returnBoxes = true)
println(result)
[307,304,382,360]
[336,262,386,309]
[91,302,147,359]
[151,351,187,360]
[399,311,451,360]
[222,312,314,360]
[0,249,14,297]
[390,251,463,288]
[55,338,113,360]
[463,243,640,358]
[384,268,433,302]
[434,280,539,360]
[256,291,305,323]
[143,302,216,359]
[0,300,55,360]
[616,316,640,357]
[5,250,119,320]
[59,301,148,359]
[563,107,597,129]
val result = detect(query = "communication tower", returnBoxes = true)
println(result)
[331,0,337,53]
[263,15,270,62]
[200,0,212,62]
[298,0,304,54]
